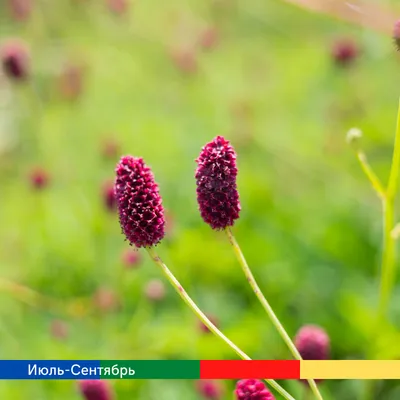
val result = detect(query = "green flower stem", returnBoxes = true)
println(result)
[378,99,400,319]
[146,248,296,400]
[355,151,385,199]
[224,228,323,400]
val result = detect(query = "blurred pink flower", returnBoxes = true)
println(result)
[78,380,114,400]
[7,0,32,21]
[29,167,49,190]
[93,287,120,312]
[121,248,141,268]
[1,39,30,81]
[144,279,165,301]
[196,380,224,399]
[50,319,68,340]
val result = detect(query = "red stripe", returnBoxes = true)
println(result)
[200,360,300,379]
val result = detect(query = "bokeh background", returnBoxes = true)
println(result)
[1,0,400,398]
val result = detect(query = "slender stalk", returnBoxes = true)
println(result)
[355,151,385,199]
[378,100,400,318]
[225,228,323,400]
[146,248,296,400]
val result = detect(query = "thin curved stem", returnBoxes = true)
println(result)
[378,99,400,319]
[355,151,385,199]
[146,248,296,400]
[225,228,323,400]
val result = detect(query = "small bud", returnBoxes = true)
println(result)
[346,127,362,145]
[29,167,49,190]
[7,0,32,21]
[102,139,119,159]
[1,39,29,81]
[235,379,275,400]
[78,380,114,400]
[195,136,240,230]
[144,279,165,301]
[171,49,198,74]
[115,156,165,248]
[106,0,128,15]
[295,324,330,384]
[198,314,218,334]
[332,38,358,67]
[394,20,400,51]
[121,248,141,268]
[199,27,219,50]
[196,380,224,399]
[102,180,117,212]
[93,287,119,313]
[50,319,68,340]
[58,64,84,101]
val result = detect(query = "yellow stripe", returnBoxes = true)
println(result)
[300,361,400,379]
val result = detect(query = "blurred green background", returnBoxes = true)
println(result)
[1,0,400,398]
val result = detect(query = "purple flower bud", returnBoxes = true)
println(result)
[295,324,330,384]
[195,136,240,229]
[1,39,29,81]
[235,379,275,400]
[331,38,358,67]
[115,156,165,248]
[196,380,224,399]
[78,380,113,400]
[295,324,330,360]
[144,279,165,301]
[29,167,49,189]
[121,248,141,268]
[102,180,117,212]
[394,20,400,51]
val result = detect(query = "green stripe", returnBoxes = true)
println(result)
[99,360,200,379]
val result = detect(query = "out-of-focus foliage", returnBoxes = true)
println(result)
[1,0,400,398]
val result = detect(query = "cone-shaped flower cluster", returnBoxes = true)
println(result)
[294,324,330,361]
[115,156,165,248]
[235,379,274,400]
[394,20,400,51]
[1,39,29,81]
[195,136,240,229]
[78,380,113,400]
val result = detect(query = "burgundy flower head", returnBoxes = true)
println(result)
[115,156,165,248]
[195,136,240,229]
[295,324,330,384]
[1,39,29,81]
[196,380,224,399]
[294,324,330,361]
[331,38,358,66]
[235,379,275,400]
[394,20,400,51]
[78,380,113,400]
